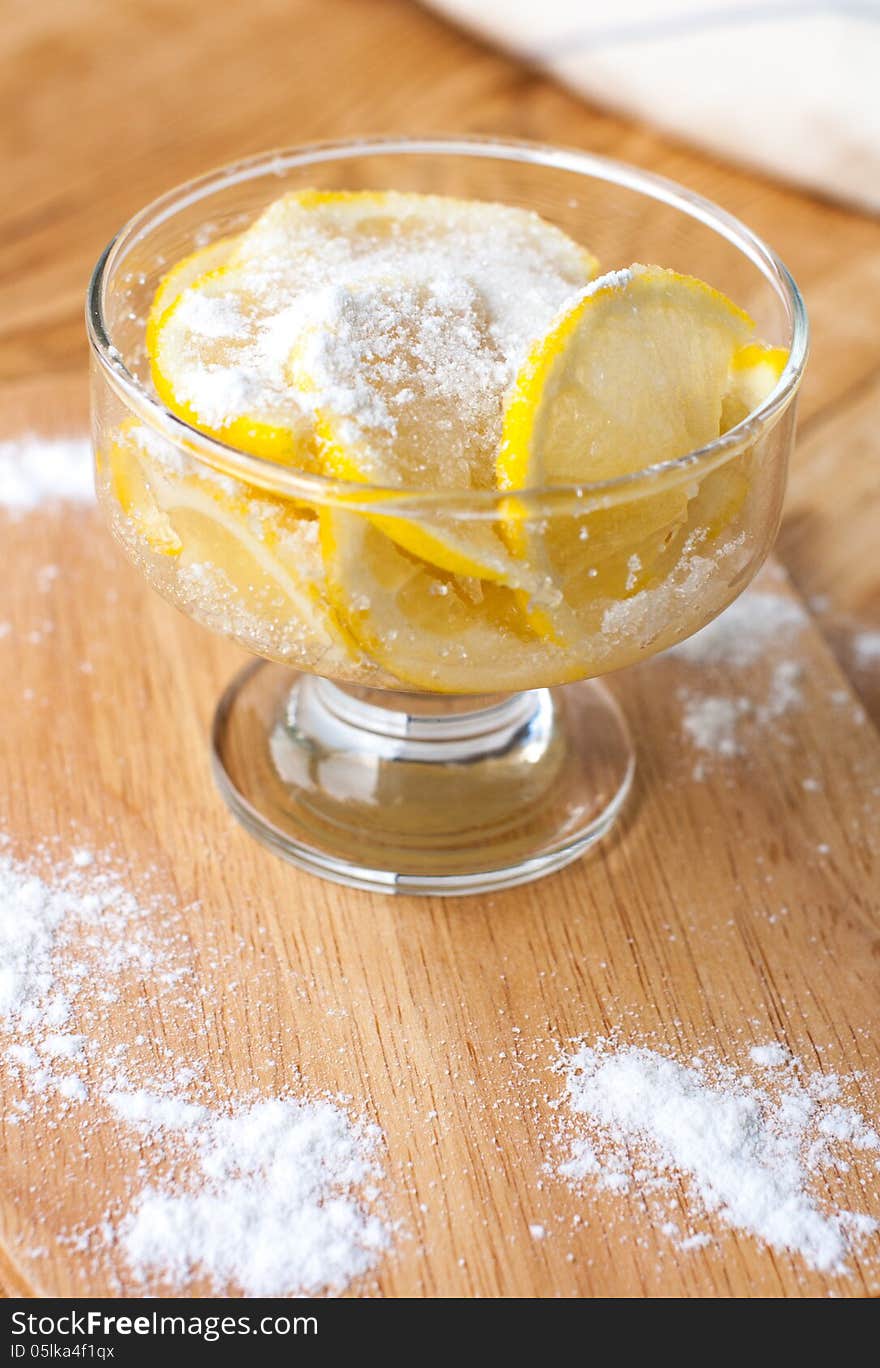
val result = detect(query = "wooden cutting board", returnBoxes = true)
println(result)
[2,0,879,1301]
[1,378,878,1298]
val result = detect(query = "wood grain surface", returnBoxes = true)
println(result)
[1,0,879,1299]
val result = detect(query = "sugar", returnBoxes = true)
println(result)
[817,1105,880,1149]
[679,1232,712,1252]
[853,630,880,670]
[671,591,807,668]
[283,275,512,488]
[175,292,247,340]
[164,198,591,489]
[671,589,810,763]
[57,1077,88,1103]
[0,851,73,1026]
[0,840,177,1102]
[0,436,93,514]
[7,1043,41,1069]
[39,1033,85,1061]
[0,833,393,1297]
[557,1040,880,1273]
[105,1088,208,1134]
[601,537,749,659]
[749,1043,790,1068]
[120,1094,389,1297]
[680,695,748,756]
[36,565,60,592]
[560,1137,600,1180]
[762,659,804,718]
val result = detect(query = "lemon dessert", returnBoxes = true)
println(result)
[99,190,786,696]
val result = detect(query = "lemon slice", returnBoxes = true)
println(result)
[319,439,547,593]
[681,341,789,546]
[498,265,754,489]
[260,192,595,589]
[722,342,788,432]
[148,262,318,464]
[495,265,756,638]
[149,190,594,474]
[147,233,305,460]
[148,235,239,322]
[231,189,597,293]
[287,276,556,599]
[149,191,596,596]
[106,424,183,557]
[258,193,595,490]
[320,509,580,694]
[105,423,348,662]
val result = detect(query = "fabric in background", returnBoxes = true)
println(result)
[424,0,880,214]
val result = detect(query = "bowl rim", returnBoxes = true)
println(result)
[86,133,809,514]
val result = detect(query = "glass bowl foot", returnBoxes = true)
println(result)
[211,662,634,895]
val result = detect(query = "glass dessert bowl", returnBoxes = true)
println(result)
[86,138,807,895]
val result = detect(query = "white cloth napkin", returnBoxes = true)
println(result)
[424,0,880,214]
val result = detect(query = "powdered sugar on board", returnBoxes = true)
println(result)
[853,629,880,673]
[2,824,879,1293]
[672,588,807,669]
[668,581,812,773]
[0,436,93,515]
[0,836,158,1042]
[119,1094,389,1296]
[554,1038,880,1274]
[0,836,393,1296]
